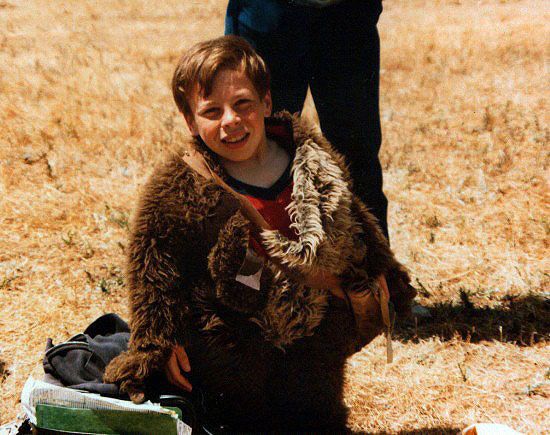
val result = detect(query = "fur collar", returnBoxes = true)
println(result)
[188,111,362,276]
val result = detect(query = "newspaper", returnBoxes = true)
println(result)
[21,376,192,434]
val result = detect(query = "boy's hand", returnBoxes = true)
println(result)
[165,344,192,392]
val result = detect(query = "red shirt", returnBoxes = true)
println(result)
[225,119,297,257]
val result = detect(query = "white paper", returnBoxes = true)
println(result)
[20,376,192,434]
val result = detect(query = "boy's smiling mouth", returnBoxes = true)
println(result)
[221,132,250,147]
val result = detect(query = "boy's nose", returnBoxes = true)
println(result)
[221,108,241,128]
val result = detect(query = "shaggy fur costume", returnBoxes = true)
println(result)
[104,112,414,431]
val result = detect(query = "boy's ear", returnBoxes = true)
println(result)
[263,90,272,117]
[183,112,199,136]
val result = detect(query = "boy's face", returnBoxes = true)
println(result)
[184,68,272,163]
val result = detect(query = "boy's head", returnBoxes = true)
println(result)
[171,35,273,163]
[172,36,270,120]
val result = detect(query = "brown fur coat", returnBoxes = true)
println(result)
[104,112,414,430]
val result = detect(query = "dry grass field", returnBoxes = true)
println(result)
[1,0,548,432]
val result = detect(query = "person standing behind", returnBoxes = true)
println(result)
[225,0,389,240]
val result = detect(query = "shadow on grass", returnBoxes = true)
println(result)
[365,429,460,435]
[395,291,549,346]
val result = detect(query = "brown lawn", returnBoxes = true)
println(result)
[0,0,548,432]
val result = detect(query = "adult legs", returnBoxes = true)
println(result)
[309,0,389,240]
[225,0,310,113]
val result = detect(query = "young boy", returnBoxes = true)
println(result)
[105,35,414,431]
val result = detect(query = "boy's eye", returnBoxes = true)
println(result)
[200,108,220,117]
[235,99,252,108]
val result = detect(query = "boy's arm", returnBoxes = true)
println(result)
[103,206,198,402]
[104,159,248,402]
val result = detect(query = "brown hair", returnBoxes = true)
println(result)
[171,35,270,118]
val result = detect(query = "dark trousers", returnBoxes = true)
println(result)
[225,0,389,240]
[189,298,357,431]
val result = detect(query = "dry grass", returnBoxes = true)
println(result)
[0,0,548,432]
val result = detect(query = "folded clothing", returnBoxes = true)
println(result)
[43,313,130,397]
